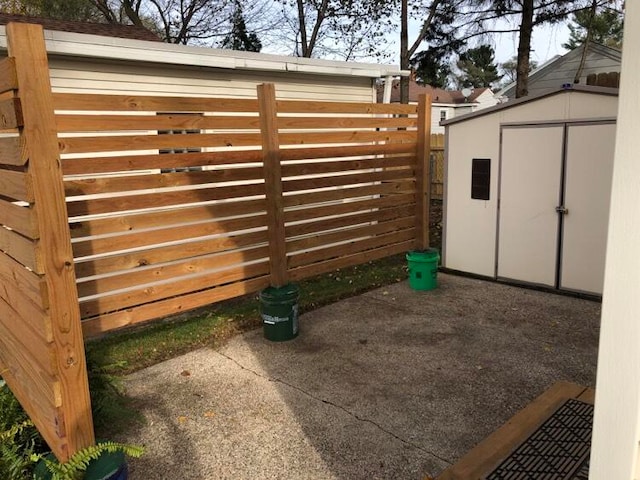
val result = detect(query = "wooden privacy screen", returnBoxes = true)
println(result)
[54,85,430,338]
[0,22,432,462]
[0,23,94,462]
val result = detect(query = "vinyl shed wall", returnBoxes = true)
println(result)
[46,58,376,101]
[443,90,619,278]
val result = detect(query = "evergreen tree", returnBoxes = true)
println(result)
[410,48,452,89]
[563,7,623,50]
[455,45,502,88]
[221,0,262,52]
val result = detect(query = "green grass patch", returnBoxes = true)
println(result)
[86,254,408,376]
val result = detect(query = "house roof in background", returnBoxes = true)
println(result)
[496,42,622,98]
[377,78,491,104]
[0,12,161,42]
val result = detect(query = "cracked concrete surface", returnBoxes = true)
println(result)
[117,274,600,479]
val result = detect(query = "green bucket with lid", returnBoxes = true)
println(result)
[260,283,300,341]
[406,249,440,291]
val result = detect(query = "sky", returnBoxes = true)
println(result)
[493,22,571,65]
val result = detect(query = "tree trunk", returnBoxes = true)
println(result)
[515,0,534,98]
[400,0,409,104]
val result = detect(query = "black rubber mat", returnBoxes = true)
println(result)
[485,398,593,480]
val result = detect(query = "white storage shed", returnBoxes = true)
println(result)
[442,85,618,296]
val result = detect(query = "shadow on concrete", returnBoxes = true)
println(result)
[119,274,600,479]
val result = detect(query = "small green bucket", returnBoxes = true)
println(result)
[406,249,440,291]
[260,283,300,342]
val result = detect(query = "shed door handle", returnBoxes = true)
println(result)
[555,206,569,215]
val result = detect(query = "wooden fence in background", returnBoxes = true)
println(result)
[430,134,444,200]
[0,22,434,461]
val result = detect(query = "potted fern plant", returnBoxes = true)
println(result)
[33,441,144,480]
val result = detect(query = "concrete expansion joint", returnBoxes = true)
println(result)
[215,349,453,467]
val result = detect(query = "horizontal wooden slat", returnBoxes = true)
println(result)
[276,99,417,115]
[74,229,268,278]
[288,228,415,269]
[283,181,414,208]
[282,156,415,177]
[56,113,260,132]
[0,98,22,129]
[77,245,268,298]
[0,135,27,166]
[72,213,266,257]
[66,182,265,217]
[0,168,30,201]
[0,57,18,94]
[69,198,265,238]
[283,168,414,193]
[0,267,51,341]
[69,199,265,238]
[58,132,263,155]
[287,217,415,253]
[288,239,413,281]
[284,193,415,223]
[0,227,40,272]
[279,130,415,146]
[0,198,37,238]
[79,261,269,318]
[0,249,48,308]
[278,116,417,129]
[62,149,263,176]
[55,114,416,132]
[0,303,58,405]
[286,204,414,238]
[52,93,259,112]
[279,143,416,161]
[0,353,62,462]
[81,275,270,337]
[65,166,263,196]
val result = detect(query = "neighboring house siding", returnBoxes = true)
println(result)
[48,58,375,102]
[500,44,621,99]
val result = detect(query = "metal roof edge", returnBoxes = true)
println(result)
[0,24,404,78]
[441,85,619,126]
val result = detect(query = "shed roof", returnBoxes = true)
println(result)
[441,84,618,126]
[0,20,404,79]
[0,13,161,42]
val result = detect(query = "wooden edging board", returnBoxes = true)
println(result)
[436,381,594,480]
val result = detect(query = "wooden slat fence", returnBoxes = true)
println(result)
[0,22,434,462]
[430,134,445,200]
[0,23,94,462]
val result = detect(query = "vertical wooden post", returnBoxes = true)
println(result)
[7,23,95,460]
[415,94,432,250]
[258,83,288,287]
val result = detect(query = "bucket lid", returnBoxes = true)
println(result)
[407,248,439,259]
[261,283,300,299]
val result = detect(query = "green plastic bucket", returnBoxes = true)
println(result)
[260,283,300,342]
[406,249,440,291]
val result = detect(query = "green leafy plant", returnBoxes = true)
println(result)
[33,441,144,480]
[0,381,46,480]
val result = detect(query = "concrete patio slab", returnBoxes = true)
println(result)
[117,273,601,480]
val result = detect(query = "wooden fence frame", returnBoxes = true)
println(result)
[0,22,435,461]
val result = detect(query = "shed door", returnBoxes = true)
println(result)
[497,126,564,287]
[560,123,616,294]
